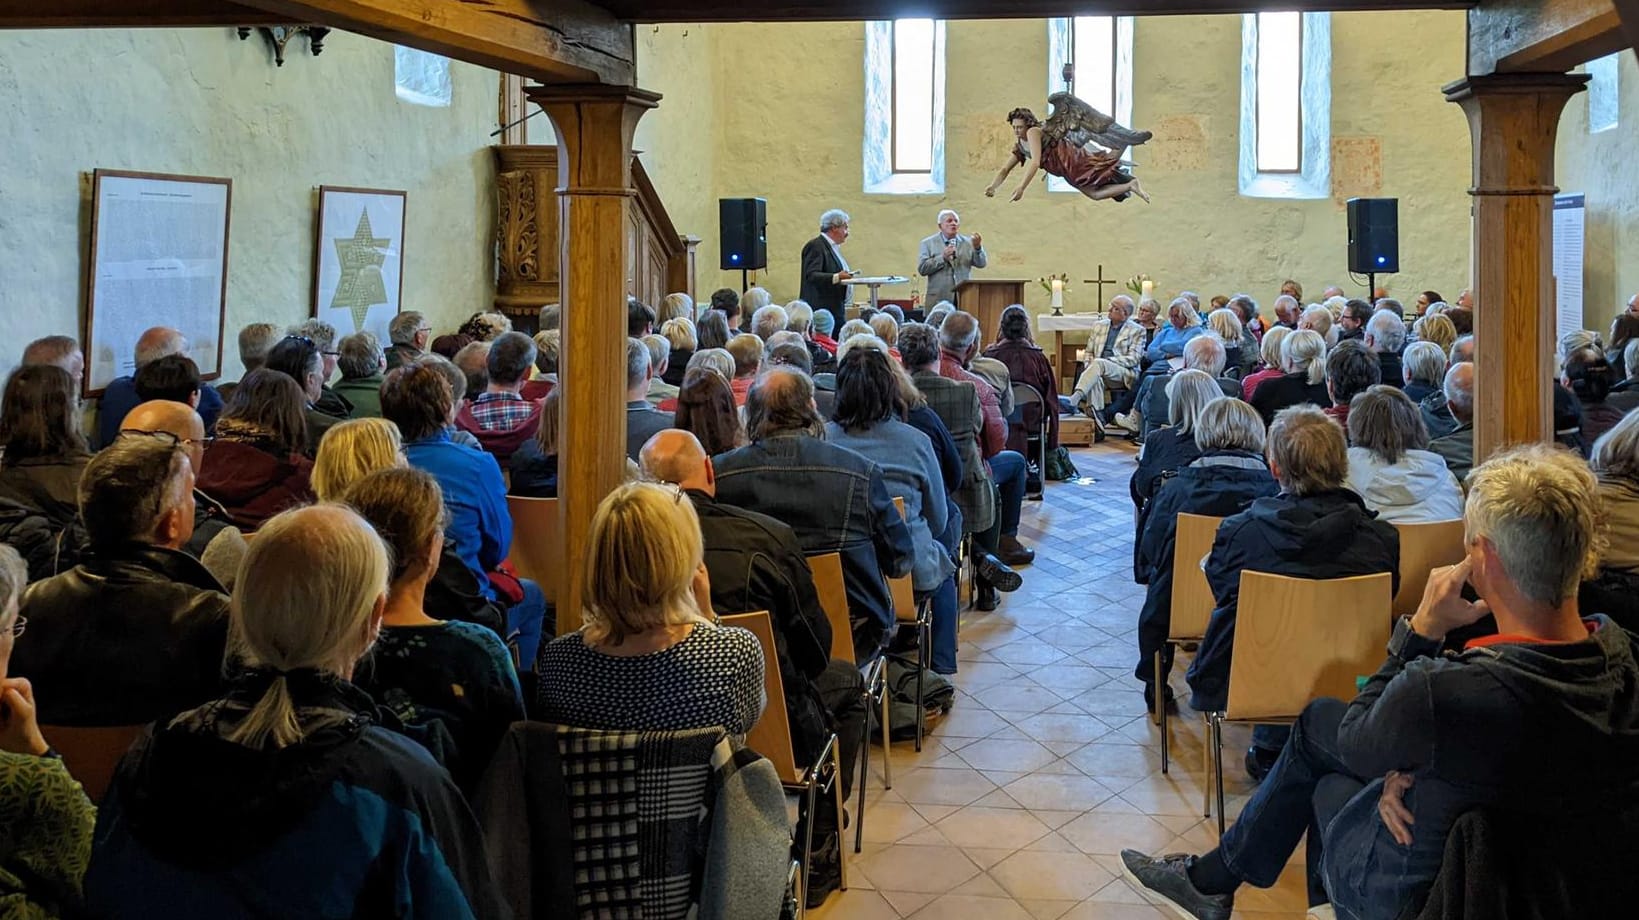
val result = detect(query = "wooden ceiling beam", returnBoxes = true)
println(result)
[1613,0,1639,64]
[1469,0,1629,74]
[232,0,634,84]
[0,0,278,28]
[600,0,1472,23]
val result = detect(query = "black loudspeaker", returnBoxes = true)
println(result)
[719,198,767,271]
[1347,198,1399,274]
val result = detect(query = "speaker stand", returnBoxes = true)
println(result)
[1367,272,1376,300]
[740,269,750,293]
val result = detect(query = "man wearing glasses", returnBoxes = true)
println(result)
[290,320,355,420]
[119,401,243,588]
[386,311,433,371]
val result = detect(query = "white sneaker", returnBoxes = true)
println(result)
[1114,412,1141,433]
[1307,906,1337,920]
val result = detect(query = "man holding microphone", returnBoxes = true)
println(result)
[917,210,987,309]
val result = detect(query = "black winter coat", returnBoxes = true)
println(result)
[1130,428,1200,511]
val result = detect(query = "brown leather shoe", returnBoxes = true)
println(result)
[997,535,1035,567]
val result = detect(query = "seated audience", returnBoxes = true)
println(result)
[1131,370,1223,509]
[623,337,673,461]
[289,319,353,419]
[452,340,491,397]
[538,303,561,332]
[1608,313,1639,378]
[810,308,840,355]
[640,334,678,406]
[1270,294,1300,331]
[82,504,504,918]
[331,332,386,418]
[1187,406,1399,778]
[0,366,91,524]
[1346,386,1465,523]
[827,347,958,673]
[657,292,693,326]
[384,310,430,371]
[659,318,697,388]
[1129,334,1240,441]
[344,469,524,792]
[454,331,543,463]
[1337,299,1372,342]
[1298,304,1338,348]
[524,330,558,400]
[751,304,790,343]
[1413,311,1457,356]
[1446,304,1473,336]
[1585,412,1639,628]
[1249,329,1331,426]
[429,332,471,361]
[1400,341,1447,405]
[96,326,222,447]
[715,368,914,655]
[1563,347,1624,447]
[0,541,96,916]
[1240,326,1291,402]
[1134,399,1276,712]
[1124,444,1639,920]
[938,311,1033,566]
[14,436,229,726]
[133,354,201,406]
[1364,309,1407,388]
[1323,339,1382,430]
[785,301,837,374]
[196,369,315,530]
[1066,295,1145,418]
[1146,297,1205,363]
[627,297,656,338]
[708,287,743,331]
[413,354,483,451]
[697,308,732,351]
[21,335,86,389]
[742,287,773,315]
[535,481,764,731]
[509,390,561,499]
[1227,294,1265,343]
[725,333,764,405]
[1412,290,1443,317]
[458,311,511,342]
[265,335,345,454]
[984,304,1060,454]
[1426,362,1475,481]
[869,314,901,361]
[384,364,546,667]
[1207,307,1255,378]
[674,365,744,457]
[1611,339,1639,414]
[120,401,245,588]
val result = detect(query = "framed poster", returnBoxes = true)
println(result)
[312,186,407,346]
[85,169,232,397]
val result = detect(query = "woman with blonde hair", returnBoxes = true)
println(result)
[1207,307,1254,378]
[1250,328,1332,426]
[535,482,764,734]
[659,317,697,386]
[345,468,524,792]
[1413,311,1457,356]
[84,504,505,918]
[311,417,401,501]
[868,313,901,358]
[657,292,694,326]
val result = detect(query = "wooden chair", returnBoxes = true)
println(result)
[505,495,562,607]
[1157,513,1224,783]
[1391,520,1467,619]
[42,724,146,804]
[886,497,934,752]
[809,552,889,854]
[723,611,847,904]
[1207,571,1394,834]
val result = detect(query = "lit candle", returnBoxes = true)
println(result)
[1141,279,1154,297]
[1050,278,1064,309]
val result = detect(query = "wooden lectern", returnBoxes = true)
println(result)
[956,279,1027,348]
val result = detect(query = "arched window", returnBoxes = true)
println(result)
[1047,16,1134,193]
[1239,12,1330,198]
[864,18,946,194]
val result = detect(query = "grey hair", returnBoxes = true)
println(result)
[745,366,824,440]
[1444,361,1475,416]
[1300,305,1334,340]
[1108,294,1135,317]
[1627,339,1639,383]
[1194,398,1266,453]
[1366,309,1407,353]
[838,319,873,344]
[751,304,789,341]
[1227,293,1260,320]
[939,311,980,355]
[1165,369,1222,435]
[291,319,338,353]
[1402,341,1447,386]
[819,209,850,233]
[1273,294,1300,314]
[388,311,426,346]
[766,330,804,351]
[1267,405,1348,495]
[641,333,671,372]
[1449,334,1476,364]
[926,301,956,329]
[1167,297,1202,328]
[1466,445,1602,606]
[743,287,773,312]
[837,333,889,362]
[1259,326,1292,369]
[337,332,384,379]
[1591,409,1639,482]
[626,336,652,390]
[135,328,188,367]
[1183,333,1226,378]
[685,347,736,385]
[937,209,959,223]
[0,544,26,622]
[785,301,814,334]
[237,323,282,371]
[1281,329,1328,385]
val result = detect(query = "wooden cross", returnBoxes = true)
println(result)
[1084,264,1118,310]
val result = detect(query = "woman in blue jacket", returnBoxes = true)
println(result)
[1145,296,1206,364]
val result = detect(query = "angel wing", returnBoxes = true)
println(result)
[1045,92,1153,154]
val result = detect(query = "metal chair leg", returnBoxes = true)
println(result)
[1156,650,1169,775]
[879,675,893,788]
[913,613,929,752]
[855,687,870,853]
[1202,713,1213,818]
[831,739,849,890]
[801,777,818,908]
[1212,715,1227,837]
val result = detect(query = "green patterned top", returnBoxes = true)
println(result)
[0,751,95,919]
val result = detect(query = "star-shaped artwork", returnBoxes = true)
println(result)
[330,209,391,331]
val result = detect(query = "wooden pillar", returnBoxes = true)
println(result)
[529,84,661,633]
[1444,73,1587,462]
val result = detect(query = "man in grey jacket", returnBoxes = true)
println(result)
[916,209,986,307]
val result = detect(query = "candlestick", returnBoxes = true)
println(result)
[1050,278,1064,309]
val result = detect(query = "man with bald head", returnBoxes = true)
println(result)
[643,427,865,904]
[1428,362,1476,481]
[118,400,245,587]
[96,326,224,449]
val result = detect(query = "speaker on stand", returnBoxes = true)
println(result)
[1347,197,1399,298]
[719,198,767,291]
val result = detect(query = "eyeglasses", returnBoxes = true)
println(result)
[321,351,341,358]
[283,335,315,346]
[7,616,25,638]
[118,429,214,451]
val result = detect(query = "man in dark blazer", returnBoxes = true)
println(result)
[800,208,855,330]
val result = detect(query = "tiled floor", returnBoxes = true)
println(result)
[810,440,1311,919]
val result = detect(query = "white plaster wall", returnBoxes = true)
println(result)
[1557,52,1639,333]
[0,28,496,377]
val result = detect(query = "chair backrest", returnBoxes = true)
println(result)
[1392,519,1467,619]
[1010,382,1044,410]
[42,723,146,804]
[1226,571,1394,721]
[505,495,562,605]
[887,497,916,623]
[808,552,856,664]
[1169,513,1224,641]
[720,611,800,782]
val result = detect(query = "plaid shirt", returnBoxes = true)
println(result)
[470,390,536,431]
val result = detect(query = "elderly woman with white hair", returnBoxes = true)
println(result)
[750,303,789,343]
[1131,369,1226,509]
[1401,340,1448,404]
[84,504,506,917]
[1249,328,1332,426]
[1345,385,1464,524]
[1134,398,1277,712]
[1240,326,1292,401]
[784,299,837,373]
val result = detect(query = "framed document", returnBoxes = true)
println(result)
[312,186,407,346]
[85,170,232,397]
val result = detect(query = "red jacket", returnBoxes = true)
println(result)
[196,441,315,530]
[454,399,542,464]
[938,351,1006,458]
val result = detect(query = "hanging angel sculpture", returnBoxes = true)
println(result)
[985,93,1153,204]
